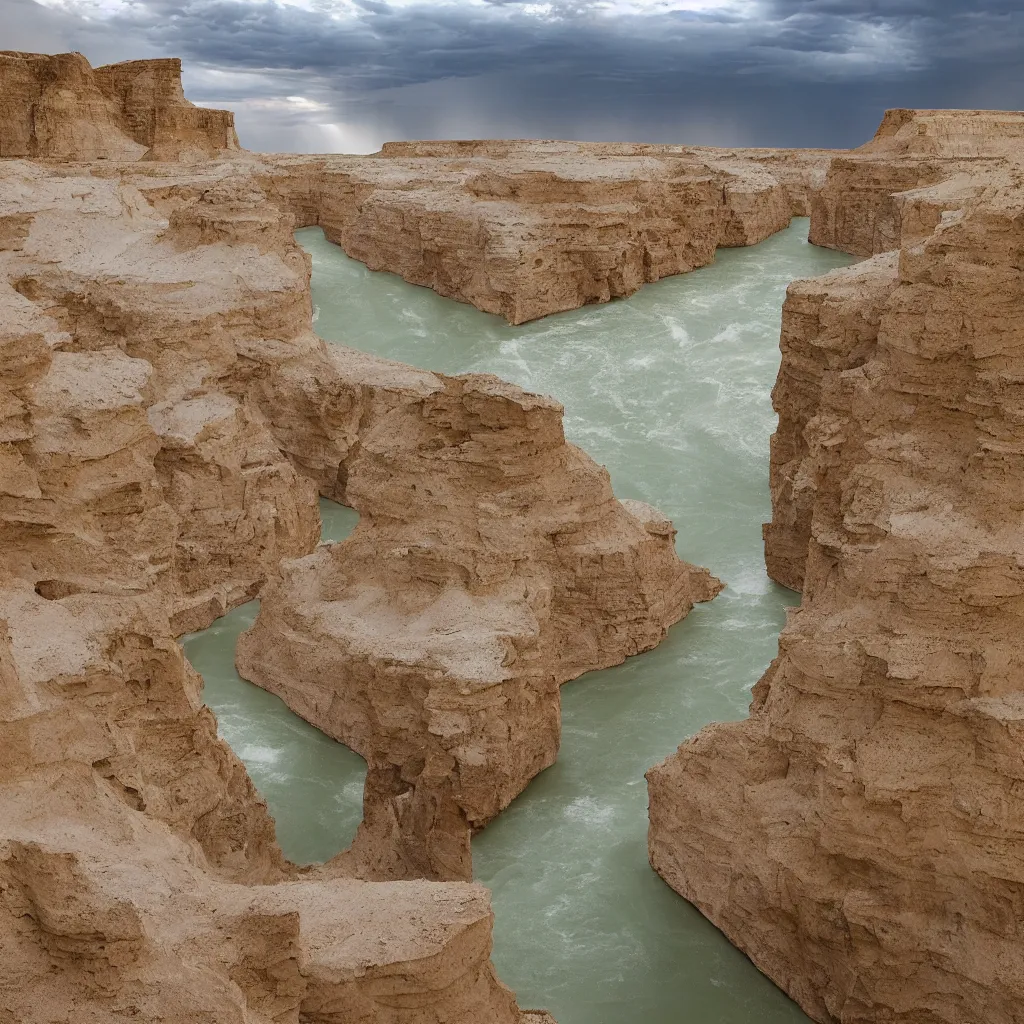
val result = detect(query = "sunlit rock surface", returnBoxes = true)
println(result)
[237,370,721,881]
[650,110,1024,1024]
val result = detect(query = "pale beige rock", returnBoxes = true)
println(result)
[0,584,527,1024]
[0,70,555,1021]
[0,176,322,630]
[20,48,1024,1024]
[650,111,1024,1024]
[256,141,821,323]
[236,370,721,880]
[809,108,1024,256]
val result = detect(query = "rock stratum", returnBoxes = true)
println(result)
[649,109,1024,1023]
[0,50,754,1022]
[261,141,835,323]
[237,373,721,881]
[5,47,1020,1024]
[0,50,239,161]
[0,154,552,1021]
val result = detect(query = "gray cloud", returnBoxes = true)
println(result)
[4,0,1024,152]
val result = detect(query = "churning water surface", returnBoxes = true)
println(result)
[183,219,854,1024]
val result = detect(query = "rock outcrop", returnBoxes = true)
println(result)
[0,162,321,632]
[236,369,721,881]
[649,111,1024,1024]
[19,44,1024,1024]
[0,51,239,161]
[0,91,556,1020]
[256,141,837,323]
[809,108,1024,256]
[0,582,528,1024]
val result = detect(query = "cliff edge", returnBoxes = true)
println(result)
[649,110,1024,1024]
[0,51,239,161]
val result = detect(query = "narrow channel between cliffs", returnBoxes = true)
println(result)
[184,217,854,1024]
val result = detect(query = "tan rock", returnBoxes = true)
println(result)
[650,112,1024,1024]
[0,144,554,1021]
[809,108,1024,256]
[0,585,529,1024]
[0,51,238,162]
[237,370,721,880]
[0,160,322,630]
[256,141,835,323]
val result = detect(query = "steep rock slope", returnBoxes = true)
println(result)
[0,51,238,161]
[649,112,1024,1024]
[0,151,551,1021]
[237,369,721,881]
[257,141,837,323]
[0,584,528,1024]
[0,162,320,632]
[810,108,1024,256]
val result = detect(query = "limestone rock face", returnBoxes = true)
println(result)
[237,369,722,880]
[650,113,1024,1024]
[0,162,321,631]
[257,141,836,323]
[0,51,238,161]
[0,148,552,1023]
[0,584,526,1024]
[810,108,1024,256]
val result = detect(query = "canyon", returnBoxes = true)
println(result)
[1,48,1021,1024]
[649,109,1024,1023]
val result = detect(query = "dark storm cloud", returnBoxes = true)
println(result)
[95,0,902,86]
[5,0,1024,151]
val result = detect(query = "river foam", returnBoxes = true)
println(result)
[184,220,854,1023]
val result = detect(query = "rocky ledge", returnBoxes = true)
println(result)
[257,140,836,323]
[648,110,1024,1024]
[0,50,743,1023]
[236,369,720,881]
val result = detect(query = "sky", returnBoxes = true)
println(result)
[5,0,1024,153]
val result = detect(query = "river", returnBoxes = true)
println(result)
[182,218,854,1024]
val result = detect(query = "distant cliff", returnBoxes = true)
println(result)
[0,51,238,161]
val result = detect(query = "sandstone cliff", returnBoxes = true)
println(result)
[256,141,835,323]
[0,138,551,1022]
[649,111,1024,1024]
[236,369,721,881]
[0,162,321,632]
[809,108,1024,256]
[0,51,239,161]
[0,585,527,1023]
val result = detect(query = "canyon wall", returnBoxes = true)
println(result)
[0,51,239,161]
[12,47,1022,1024]
[236,369,721,881]
[649,111,1024,1023]
[257,141,836,323]
[0,150,550,1021]
[2,49,806,1023]
[809,108,1024,255]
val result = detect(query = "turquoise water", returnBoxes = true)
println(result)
[185,220,854,1022]
[180,499,364,865]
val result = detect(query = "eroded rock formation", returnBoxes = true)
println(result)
[236,370,721,881]
[15,43,1019,1024]
[3,48,829,1024]
[0,51,239,161]
[0,71,561,1019]
[649,111,1024,1023]
[0,161,321,632]
[258,141,835,323]
[0,585,526,1022]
